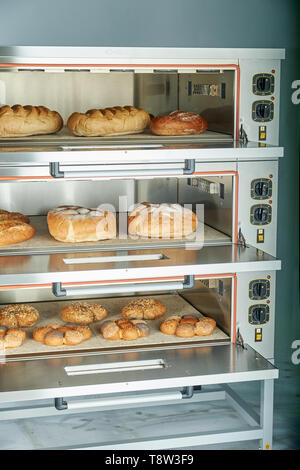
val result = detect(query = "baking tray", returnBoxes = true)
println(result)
[1,293,230,360]
[0,215,230,255]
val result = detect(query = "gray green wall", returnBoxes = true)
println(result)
[0,0,299,371]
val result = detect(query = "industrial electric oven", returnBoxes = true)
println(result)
[0,46,284,449]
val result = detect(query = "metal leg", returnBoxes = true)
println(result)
[260,379,274,450]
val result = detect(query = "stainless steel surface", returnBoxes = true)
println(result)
[0,343,278,402]
[0,244,281,286]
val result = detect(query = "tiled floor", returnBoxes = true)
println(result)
[0,370,299,450]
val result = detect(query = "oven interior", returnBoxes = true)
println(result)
[0,277,232,360]
[0,70,235,143]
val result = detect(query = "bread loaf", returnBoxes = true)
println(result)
[0,105,63,137]
[33,324,92,346]
[67,106,150,137]
[122,297,166,320]
[128,202,198,238]
[100,318,150,341]
[61,301,108,324]
[150,110,208,136]
[160,315,216,337]
[0,304,39,328]
[47,205,116,242]
[0,209,35,245]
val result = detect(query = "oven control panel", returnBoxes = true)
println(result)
[252,100,274,122]
[249,279,270,300]
[252,73,275,96]
[250,203,272,225]
[250,178,272,200]
[248,304,270,325]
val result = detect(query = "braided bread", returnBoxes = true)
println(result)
[0,105,63,137]
[33,324,92,346]
[100,318,150,341]
[67,105,151,137]
[160,315,216,337]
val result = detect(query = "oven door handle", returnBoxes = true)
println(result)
[49,159,195,178]
[52,275,195,297]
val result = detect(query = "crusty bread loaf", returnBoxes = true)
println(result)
[0,220,35,245]
[67,105,151,137]
[0,105,63,138]
[128,202,198,239]
[47,205,116,242]
[160,315,216,337]
[150,110,208,136]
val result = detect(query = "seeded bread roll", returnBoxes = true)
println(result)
[160,315,216,337]
[0,304,39,328]
[121,297,166,320]
[0,105,63,137]
[67,106,151,137]
[61,301,108,324]
[47,205,116,242]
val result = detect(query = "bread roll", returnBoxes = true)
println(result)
[0,304,39,328]
[122,297,166,320]
[47,205,116,242]
[160,315,216,337]
[0,105,63,138]
[128,202,198,239]
[150,110,208,136]
[0,327,26,349]
[100,318,150,341]
[61,301,108,324]
[67,106,151,137]
[33,324,92,346]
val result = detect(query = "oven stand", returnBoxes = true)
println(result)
[0,379,274,450]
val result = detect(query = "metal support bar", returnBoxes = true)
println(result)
[49,159,195,178]
[260,379,274,450]
[52,275,195,297]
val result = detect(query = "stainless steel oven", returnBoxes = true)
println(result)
[0,46,284,450]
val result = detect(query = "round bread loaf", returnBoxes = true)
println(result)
[100,318,150,341]
[0,327,26,349]
[0,105,63,138]
[47,205,117,242]
[122,297,166,320]
[160,315,216,337]
[61,301,108,324]
[150,110,208,136]
[33,323,92,346]
[67,106,151,137]
[128,202,198,239]
[0,304,39,328]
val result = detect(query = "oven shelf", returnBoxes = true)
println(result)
[0,215,231,256]
[1,293,230,360]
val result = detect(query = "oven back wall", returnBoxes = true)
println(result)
[0,0,299,373]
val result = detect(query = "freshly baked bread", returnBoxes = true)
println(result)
[33,323,92,346]
[0,304,39,328]
[150,110,208,136]
[0,209,35,245]
[122,297,166,320]
[128,202,198,239]
[0,209,30,224]
[100,318,150,341]
[67,105,151,137]
[0,326,26,349]
[61,301,108,324]
[47,205,117,242]
[160,315,216,337]
[0,105,63,138]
